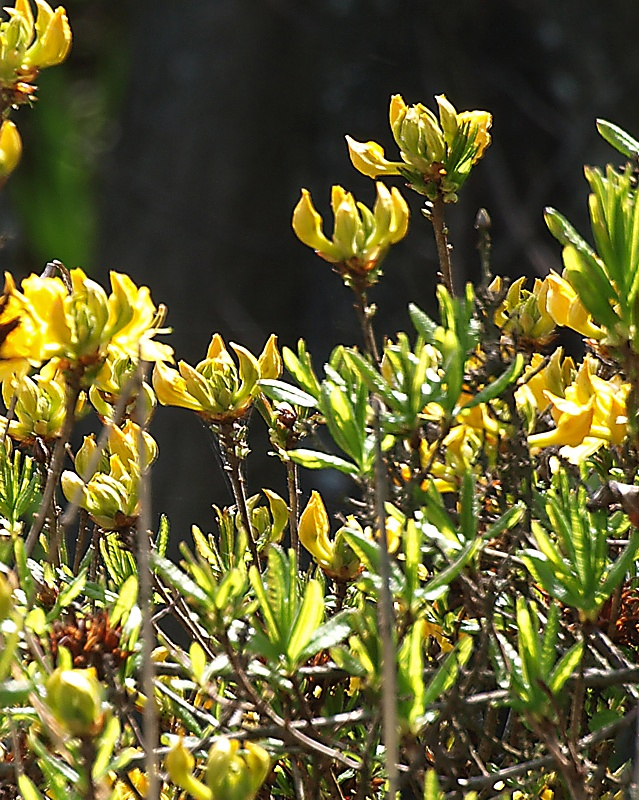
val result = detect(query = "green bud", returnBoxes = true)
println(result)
[46,667,104,737]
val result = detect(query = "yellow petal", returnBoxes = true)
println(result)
[258,334,282,380]
[298,490,333,566]
[292,189,339,258]
[435,94,458,144]
[0,120,21,180]
[389,93,407,133]
[345,135,401,178]
[152,359,202,411]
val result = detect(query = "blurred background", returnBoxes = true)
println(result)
[3,0,639,536]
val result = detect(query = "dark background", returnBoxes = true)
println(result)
[3,0,639,537]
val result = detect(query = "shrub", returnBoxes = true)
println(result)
[0,4,638,799]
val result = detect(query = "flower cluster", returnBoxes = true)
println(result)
[0,268,171,381]
[527,356,628,462]
[347,94,491,201]
[61,421,157,530]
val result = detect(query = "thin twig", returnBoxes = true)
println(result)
[286,459,300,559]
[217,419,261,568]
[457,707,637,791]
[25,367,82,558]
[353,286,380,364]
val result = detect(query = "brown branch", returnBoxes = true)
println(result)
[430,195,455,297]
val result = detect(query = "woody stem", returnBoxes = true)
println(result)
[431,194,455,297]
[25,367,83,560]
[218,420,262,570]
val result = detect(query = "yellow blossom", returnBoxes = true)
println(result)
[528,357,629,460]
[347,93,491,201]
[0,359,86,443]
[292,182,409,288]
[61,421,157,530]
[205,737,271,800]
[298,490,364,580]
[46,666,104,737]
[153,334,280,423]
[491,275,556,343]
[515,348,576,424]
[0,120,21,183]
[0,0,71,90]
[0,269,171,380]
[544,271,604,339]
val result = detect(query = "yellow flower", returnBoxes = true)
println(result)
[0,120,21,183]
[527,357,629,460]
[0,0,71,89]
[206,737,271,800]
[347,93,491,201]
[61,421,156,530]
[343,137,402,179]
[528,394,595,450]
[0,269,172,380]
[0,359,86,443]
[298,491,363,580]
[515,348,576,423]
[491,275,556,343]
[165,737,212,800]
[292,182,409,288]
[90,352,156,425]
[544,271,604,339]
[153,334,280,423]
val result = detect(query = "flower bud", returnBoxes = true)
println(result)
[0,121,22,182]
[205,738,270,800]
[45,667,104,736]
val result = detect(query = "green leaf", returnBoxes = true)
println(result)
[540,603,560,681]
[423,770,444,800]
[299,610,354,664]
[598,531,639,601]
[516,599,541,685]
[282,340,321,398]
[548,640,584,695]
[288,448,359,476]
[544,206,597,254]
[259,379,318,408]
[459,471,478,543]
[596,119,639,160]
[456,353,524,413]
[409,303,438,344]
[111,575,138,628]
[0,679,32,706]
[155,514,170,558]
[398,618,426,730]
[287,578,325,668]
[423,636,473,706]
[249,564,282,648]
[92,715,120,780]
[151,552,209,607]
[423,537,482,600]
[483,503,524,541]
[17,776,45,800]
[190,641,207,683]
[320,383,364,464]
